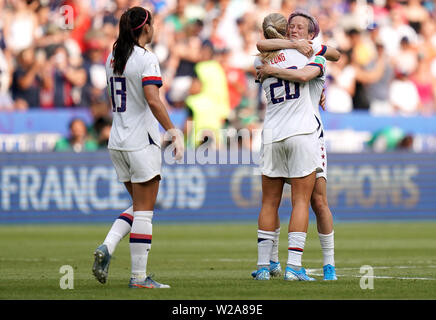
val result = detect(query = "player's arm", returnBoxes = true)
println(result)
[257,64,321,83]
[143,85,184,159]
[143,85,174,131]
[353,56,385,84]
[258,39,340,62]
[317,45,341,62]
[257,39,313,57]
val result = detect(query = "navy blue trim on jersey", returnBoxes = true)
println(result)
[316,45,327,56]
[307,63,324,77]
[148,133,156,146]
[315,115,321,131]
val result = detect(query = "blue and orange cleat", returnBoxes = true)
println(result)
[128,276,170,288]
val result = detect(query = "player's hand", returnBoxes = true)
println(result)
[256,64,272,82]
[319,88,326,111]
[295,39,313,57]
[169,129,184,161]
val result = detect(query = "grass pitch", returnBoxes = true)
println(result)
[0,221,435,300]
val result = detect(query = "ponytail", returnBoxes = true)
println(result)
[259,13,288,62]
[112,7,151,75]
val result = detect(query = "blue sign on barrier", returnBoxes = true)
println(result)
[0,152,435,223]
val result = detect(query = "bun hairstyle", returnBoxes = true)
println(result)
[262,13,288,40]
[260,13,288,61]
[112,7,151,75]
[287,10,320,40]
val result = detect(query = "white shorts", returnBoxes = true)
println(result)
[260,130,323,182]
[316,136,327,181]
[109,144,162,183]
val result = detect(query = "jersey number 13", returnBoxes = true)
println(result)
[109,76,127,112]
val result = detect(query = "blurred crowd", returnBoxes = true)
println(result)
[0,0,435,150]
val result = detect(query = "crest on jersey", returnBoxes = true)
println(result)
[151,63,159,74]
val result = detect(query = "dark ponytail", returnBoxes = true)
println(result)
[112,7,151,75]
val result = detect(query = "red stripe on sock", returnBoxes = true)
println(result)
[130,233,152,240]
[288,247,303,252]
[120,213,133,221]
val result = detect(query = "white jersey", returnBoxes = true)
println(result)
[255,45,324,144]
[308,55,327,130]
[106,46,163,151]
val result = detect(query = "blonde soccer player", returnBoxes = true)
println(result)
[252,12,325,281]
[256,10,339,281]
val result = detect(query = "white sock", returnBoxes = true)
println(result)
[287,232,307,269]
[103,206,133,255]
[130,211,153,281]
[271,228,280,263]
[257,230,275,269]
[319,231,335,266]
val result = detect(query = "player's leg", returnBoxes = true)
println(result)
[253,175,284,280]
[128,176,160,286]
[93,152,133,284]
[311,177,337,280]
[92,202,133,284]
[269,216,282,277]
[102,204,134,255]
[284,172,317,281]
[127,146,169,288]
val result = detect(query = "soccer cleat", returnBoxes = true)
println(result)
[269,260,282,277]
[128,276,170,288]
[92,244,111,284]
[251,267,270,280]
[284,266,316,281]
[323,264,337,280]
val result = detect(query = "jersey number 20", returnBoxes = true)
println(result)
[109,76,126,112]
[269,79,300,104]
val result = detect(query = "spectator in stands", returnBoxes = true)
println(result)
[367,126,407,152]
[92,116,112,149]
[185,40,230,147]
[40,45,87,108]
[81,38,108,107]
[2,0,38,55]
[366,43,395,115]
[54,117,98,152]
[404,0,430,34]
[347,28,372,110]
[164,0,189,33]
[389,69,421,116]
[410,55,436,116]
[89,100,112,148]
[165,19,204,104]
[379,4,418,57]
[392,36,418,77]
[325,49,355,113]
[11,47,45,109]
[0,47,13,110]
[0,0,435,130]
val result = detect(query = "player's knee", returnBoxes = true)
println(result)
[311,193,328,215]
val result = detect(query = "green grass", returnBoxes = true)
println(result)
[0,222,435,300]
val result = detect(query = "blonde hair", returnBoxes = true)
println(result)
[259,13,288,61]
